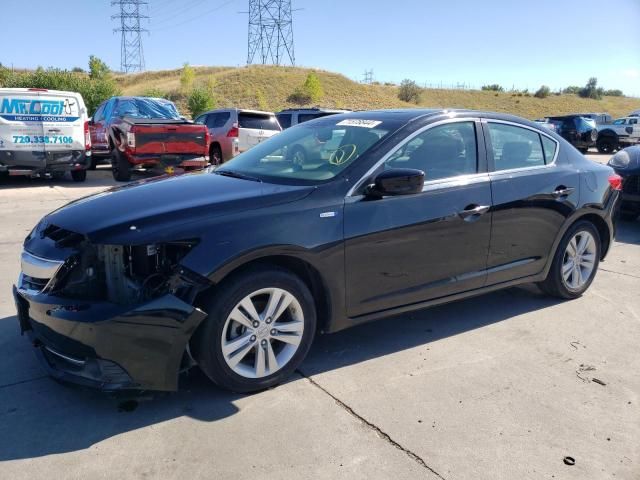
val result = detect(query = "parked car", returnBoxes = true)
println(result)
[90,96,210,181]
[0,88,91,181]
[276,108,350,129]
[194,108,281,164]
[596,117,640,154]
[629,110,640,117]
[545,115,598,153]
[14,109,621,393]
[574,112,613,125]
[534,119,557,132]
[608,145,640,220]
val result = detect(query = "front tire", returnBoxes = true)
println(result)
[71,170,87,182]
[210,144,223,166]
[111,149,131,182]
[191,266,317,393]
[539,221,601,299]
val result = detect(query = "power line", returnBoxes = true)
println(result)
[112,0,149,73]
[153,0,236,32]
[362,69,374,84]
[247,0,296,66]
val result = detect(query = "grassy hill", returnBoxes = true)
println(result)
[116,65,640,120]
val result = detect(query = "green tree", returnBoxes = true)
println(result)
[88,55,110,80]
[187,86,215,118]
[534,85,551,99]
[398,79,422,103]
[579,77,604,100]
[302,72,323,103]
[180,63,195,92]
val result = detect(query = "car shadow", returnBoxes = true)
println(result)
[0,165,159,190]
[0,284,560,461]
[614,218,640,245]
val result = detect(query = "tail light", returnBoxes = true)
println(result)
[608,174,623,191]
[204,127,211,147]
[126,130,136,150]
[83,120,91,151]
[226,123,239,138]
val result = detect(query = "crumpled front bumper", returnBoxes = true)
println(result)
[13,283,207,392]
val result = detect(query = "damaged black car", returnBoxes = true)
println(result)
[14,109,620,393]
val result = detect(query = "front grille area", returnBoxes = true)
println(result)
[623,175,640,195]
[42,224,84,249]
[22,274,49,291]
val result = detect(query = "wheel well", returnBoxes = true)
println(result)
[209,142,221,153]
[598,130,618,141]
[575,214,611,259]
[198,256,332,333]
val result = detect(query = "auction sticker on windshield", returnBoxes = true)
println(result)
[336,119,382,128]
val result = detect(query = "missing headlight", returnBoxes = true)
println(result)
[100,241,202,305]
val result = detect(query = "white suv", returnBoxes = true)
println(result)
[276,108,350,130]
[195,108,281,164]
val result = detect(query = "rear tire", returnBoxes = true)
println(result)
[597,137,617,154]
[191,266,317,393]
[71,170,87,182]
[88,156,97,170]
[538,220,601,299]
[111,149,131,182]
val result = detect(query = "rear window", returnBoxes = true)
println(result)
[238,112,280,131]
[299,113,334,123]
[114,98,181,120]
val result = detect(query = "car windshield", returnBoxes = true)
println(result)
[216,116,395,184]
[114,98,181,119]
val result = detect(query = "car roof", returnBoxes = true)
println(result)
[331,108,545,130]
[202,108,275,115]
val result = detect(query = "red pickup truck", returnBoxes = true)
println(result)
[89,96,210,181]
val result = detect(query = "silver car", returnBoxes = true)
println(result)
[195,108,281,164]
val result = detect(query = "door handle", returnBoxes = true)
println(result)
[551,186,575,199]
[458,204,490,221]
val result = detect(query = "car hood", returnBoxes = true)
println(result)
[44,171,314,244]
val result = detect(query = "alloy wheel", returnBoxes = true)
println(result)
[221,288,304,379]
[561,231,597,291]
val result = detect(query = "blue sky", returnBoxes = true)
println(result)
[2,0,639,95]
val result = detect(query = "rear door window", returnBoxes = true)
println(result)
[238,113,280,130]
[276,113,292,129]
[212,112,230,128]
[487,123,546,170]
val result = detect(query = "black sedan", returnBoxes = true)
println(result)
[14,109,621,393]
[609,145,640,220]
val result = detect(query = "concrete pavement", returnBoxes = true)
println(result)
[0,156,638,480]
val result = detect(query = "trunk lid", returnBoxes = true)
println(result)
[131,120,208,155]
[237,112,281,152]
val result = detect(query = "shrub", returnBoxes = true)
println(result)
[534,85,551,99]
[398,79,422,103]
[579,77,603,100]
[186,86,215,118]
[288,72,324,105]
[481,84,504,92]
[563,86,581,95]
[0,58,120,114]
[604,89,624,97]
[180,63,195,93]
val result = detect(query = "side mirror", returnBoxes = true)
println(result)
[366,168,424,198]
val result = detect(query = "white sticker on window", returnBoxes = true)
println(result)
[336,119,382,128]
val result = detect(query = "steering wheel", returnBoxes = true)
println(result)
[329,144,357,166]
